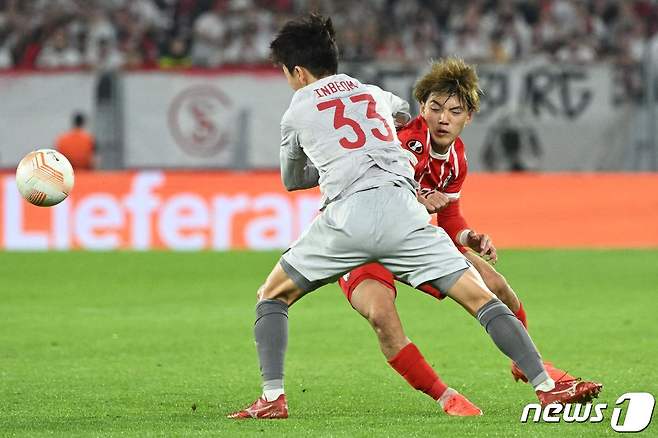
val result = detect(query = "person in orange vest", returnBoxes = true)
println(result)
[55,112,96,170]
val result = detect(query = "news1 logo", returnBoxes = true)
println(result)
[521,393,655,432]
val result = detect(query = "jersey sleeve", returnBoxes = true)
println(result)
[397,125,427,176]
[435,199,469,246]
[279,115,320,191]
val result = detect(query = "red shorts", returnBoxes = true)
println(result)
[337,247,467,304]
[338,263,397,302]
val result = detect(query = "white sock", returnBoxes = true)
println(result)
[534,378,555,392]
[437,387,457,409]
[263,388,285,402]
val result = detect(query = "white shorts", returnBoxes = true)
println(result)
[280,184,469,292]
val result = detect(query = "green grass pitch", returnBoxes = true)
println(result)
[1,250,657,437]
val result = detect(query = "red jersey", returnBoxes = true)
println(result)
[397,116,470,246]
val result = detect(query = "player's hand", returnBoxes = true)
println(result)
[393,111,411,129]
[417,189,450,213]
[465,231,498,264]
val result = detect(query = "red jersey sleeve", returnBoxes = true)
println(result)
[435,199,469,246]
[397,116,429,178]
[436,138,470,245]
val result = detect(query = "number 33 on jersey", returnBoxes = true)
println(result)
[280,73,416,204]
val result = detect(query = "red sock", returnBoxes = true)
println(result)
[515,301,528,329]
[388,343,447,400]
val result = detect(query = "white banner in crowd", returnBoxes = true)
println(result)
[111,63,642,171]
[123,70,292,168]
[0,65,638,171]
[0,72,94,168]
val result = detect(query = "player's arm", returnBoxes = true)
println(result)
[280,154,319,191]
[437,198,497,263]
[279,121,319,191]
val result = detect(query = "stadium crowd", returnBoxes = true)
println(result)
[0,0,656,70]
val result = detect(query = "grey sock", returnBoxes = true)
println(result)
[476,298,548,387]
[255,299,289,385]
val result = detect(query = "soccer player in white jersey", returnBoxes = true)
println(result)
[229,14,573,420]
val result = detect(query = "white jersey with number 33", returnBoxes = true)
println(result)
[281,73,416,206]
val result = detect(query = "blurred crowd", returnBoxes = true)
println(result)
[0,0,657,70]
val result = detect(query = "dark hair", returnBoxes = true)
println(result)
[73,112,85,128]
[270,14,338,78]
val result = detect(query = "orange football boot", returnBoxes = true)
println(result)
[439,389,483,416]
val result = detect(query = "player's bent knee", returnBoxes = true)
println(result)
[258,283,278,301]
[256,261,308,305]
[368,308,393,330]
[258,280,304,305]
[447,268,497,315]
[351,280,396,319]
[492,285,520,313]
[487,273,511,297]
[366,303,401,336]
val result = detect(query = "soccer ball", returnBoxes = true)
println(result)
[16,149,75,207]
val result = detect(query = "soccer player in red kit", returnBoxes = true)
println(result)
[339,58,602,414]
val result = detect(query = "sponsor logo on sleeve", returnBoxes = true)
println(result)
[406,139,423,154]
